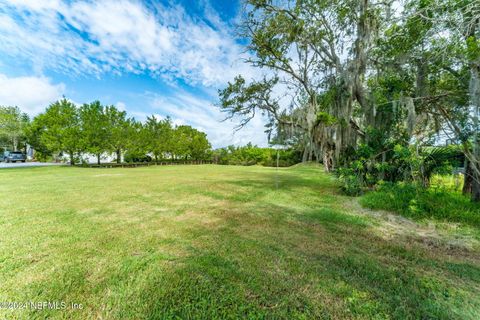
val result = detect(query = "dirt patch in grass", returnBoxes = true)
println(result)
[345,198,480,263]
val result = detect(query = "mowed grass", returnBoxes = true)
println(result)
[0,165,479,319]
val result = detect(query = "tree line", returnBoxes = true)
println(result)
[0,106,29,152]
[1,99,211,165]
[213,143,301,167]
[219,0,479,201]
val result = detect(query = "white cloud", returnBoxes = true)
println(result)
[0,0,268,146]
[148,90,268,148]
[115,101,127,111]
[0,0,258,86]
[0,74,65,114]
[5,0,63,11]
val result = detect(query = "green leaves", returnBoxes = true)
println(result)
[0,106,29,151]
[141,118,211,161]
[172,125,211,160]
[144,115,173,160]
[29,98,212,164]
[79,101,110,160]
[213,143,300,166]
[219,76,280,129]
[466,36,480,61]
[29,99,82,164]
[316,112,337,126]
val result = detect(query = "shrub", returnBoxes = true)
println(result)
[360,178,480,227]
[337,144,464,196]
[338,167,364,196]
[213,144,301,167]
[124,152,152,163]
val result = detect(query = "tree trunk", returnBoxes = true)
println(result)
[379,151,386,180]
[472,140,480,201]
[323,147,334,172]
[13,136,18,151]
[465,14,480,201]
[472,128,480,201]
[463,158,473,195]
[472,170,480,202]
[97,154,101,165]
[69,152,75,166]
[469,58,480,201]
[302,145,309,163]
[116,149,121,164]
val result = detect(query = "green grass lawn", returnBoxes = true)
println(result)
[0,165,479,319]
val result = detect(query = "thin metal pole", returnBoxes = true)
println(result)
[276,149,280,189]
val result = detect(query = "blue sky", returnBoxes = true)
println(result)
[0,0,267,148]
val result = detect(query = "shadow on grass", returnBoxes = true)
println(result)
[98,213,480,319]
[11,166,480,319]
[18,209,480,319]
[184,169,341,211]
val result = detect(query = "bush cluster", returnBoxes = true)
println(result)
[360,177,480,227]
[337,144,463,196]
[212,143,301,167]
